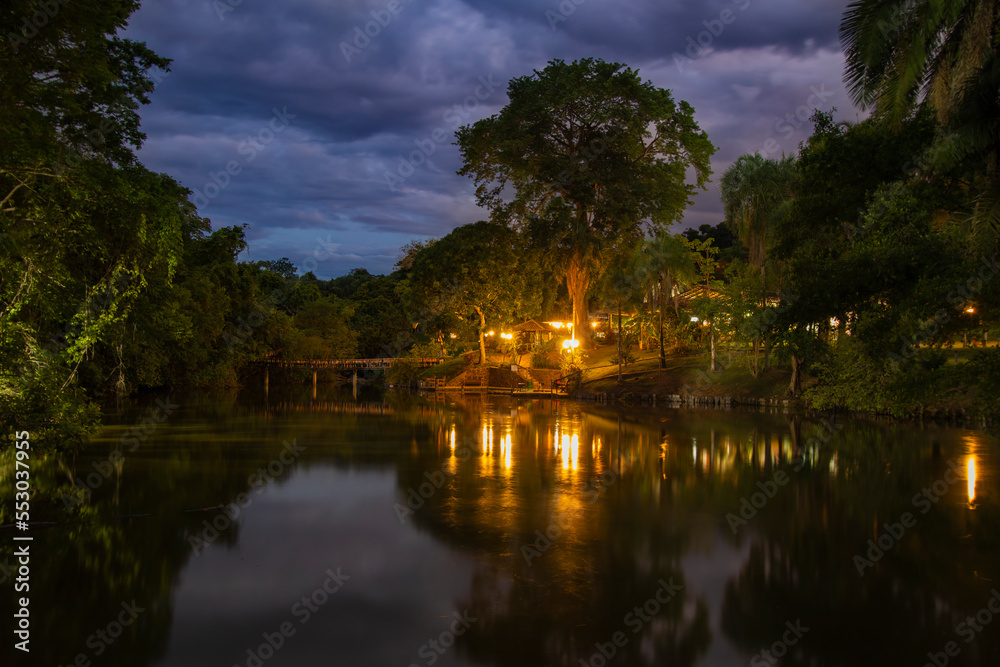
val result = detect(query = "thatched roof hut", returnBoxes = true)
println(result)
[512,319,558,345]
[512,319,557,333]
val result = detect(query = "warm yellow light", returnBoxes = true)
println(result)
[450,427,456,453]
[487,330,495,336]
[969,456,977,504]
[482,426,488,454]
[591,322,598,327]
[501,332,512,339]
[562,338,579,349]
[966,307,975,314]
[690,316,699,322]
[549,322,563,329]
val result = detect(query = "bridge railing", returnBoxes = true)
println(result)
[262,357,440,369]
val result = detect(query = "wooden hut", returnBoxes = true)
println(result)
[512,319,559,346]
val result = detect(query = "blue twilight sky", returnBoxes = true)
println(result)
[123,0,861,278]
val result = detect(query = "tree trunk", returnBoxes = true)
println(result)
[475,306,487,364]
[760,262,769,371]
[789,414,801,456]
[666,270,679,319]
[710,321,716,372]
[566,249,590,344]
[658,278,666,369]
[617,302,623,384]
[789,353,802,397]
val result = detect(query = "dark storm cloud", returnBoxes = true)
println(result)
[125,0,858,277]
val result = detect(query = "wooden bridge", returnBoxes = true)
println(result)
[259,356,441,393]
[262,357,440,370]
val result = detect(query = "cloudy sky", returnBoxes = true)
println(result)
[124,0,861,278]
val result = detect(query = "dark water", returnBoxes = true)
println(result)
[3,388,999,667]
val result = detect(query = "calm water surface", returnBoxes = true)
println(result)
[4,388,999,667]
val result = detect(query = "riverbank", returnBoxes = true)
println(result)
[572,345,997,427]
[412,343,997,428]
[575,352,793,404]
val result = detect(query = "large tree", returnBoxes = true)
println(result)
[1,0,177,443]
[408,221,538,364]
[456,58,714,339]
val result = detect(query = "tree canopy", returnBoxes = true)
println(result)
[457,57,715,337]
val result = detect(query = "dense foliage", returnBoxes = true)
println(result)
[4,0,1000,456]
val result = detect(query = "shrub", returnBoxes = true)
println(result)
[610,341,637,366]
[530,339,561,369]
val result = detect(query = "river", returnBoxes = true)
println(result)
[3,388,998,667]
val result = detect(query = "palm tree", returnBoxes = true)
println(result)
[840,0,998,126]
[635,232,698,369]
[720,154,795,372]
[840,0,1000,248]
[719,154,795,279]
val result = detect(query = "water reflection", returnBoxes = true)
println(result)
[969,456,977,506]
[3,389,997,667]
[398,397,999,666]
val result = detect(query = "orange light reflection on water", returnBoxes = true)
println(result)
[968,456,977,505]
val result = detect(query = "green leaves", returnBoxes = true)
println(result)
[0,1,182,448]
[457,57,715,335]
[720,153,795,271]
[408,220,535,331]
[458,57,714,233]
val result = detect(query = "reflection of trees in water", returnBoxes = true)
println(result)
[398,402,715,666]
[0,386,501,667]
[0,388,407,667]
[396,400,1000,667]
[719,422,1000,666]
[5,389,995,667]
